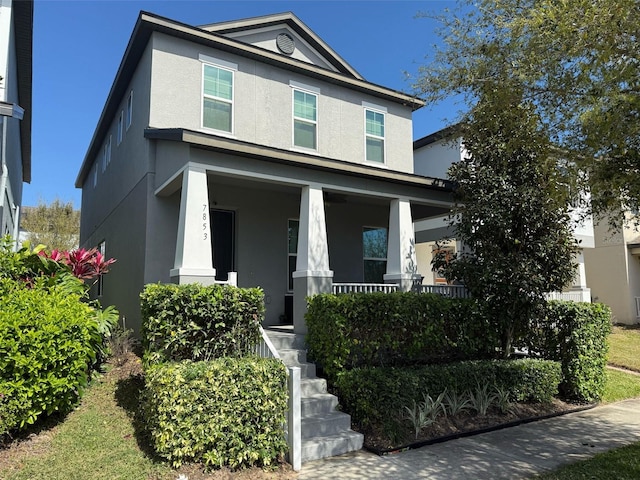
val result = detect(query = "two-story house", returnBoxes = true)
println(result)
[75,11,453,334]
[412,127,594,302]
[0,0,32,240]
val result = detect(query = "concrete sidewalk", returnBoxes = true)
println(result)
[298,398,640,479]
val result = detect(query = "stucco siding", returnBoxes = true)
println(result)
[83,177,149,334]
[414,138,462,179]
[80,44,153,243]
[148,33,414,173]
[584,224,633,323]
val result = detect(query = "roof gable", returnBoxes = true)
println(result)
[199,12,363,80]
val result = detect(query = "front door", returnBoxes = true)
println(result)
[210,209,235,281]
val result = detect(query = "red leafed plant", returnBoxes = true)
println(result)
[40,248,116,281]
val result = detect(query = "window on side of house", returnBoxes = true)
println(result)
[117,111,123,145]
[106,135,112,166]
[363,226,388,283]
[292,88,317,149]
[97,240,106,297]
[288,219,299,291]
[126,91,133,130]
[93,164,97,188]
[102,143,108,172]
[202,63,234,133]
[364,107,385,163]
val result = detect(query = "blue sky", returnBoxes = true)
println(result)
[24,0,460,208]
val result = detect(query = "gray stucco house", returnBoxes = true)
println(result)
[75,11,452,333]
[0,0,32,240]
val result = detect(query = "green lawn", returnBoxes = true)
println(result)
[1,367,171,480]
[608,325,640,372]
[536,442,640,480]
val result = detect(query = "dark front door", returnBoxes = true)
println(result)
[210,209,235,281]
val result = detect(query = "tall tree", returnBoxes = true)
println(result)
[415,0,639,225]
[20,199,80,252]
[433,82,578,357]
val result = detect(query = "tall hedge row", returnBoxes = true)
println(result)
[306,292,611,403]
[306,292,499,380]
[140,283,264,365]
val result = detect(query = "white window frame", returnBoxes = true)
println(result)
[126,91,133,130]
[363,102,387,164]
[106,135,112,166]
[290,81,320,151]
[200,55,237,134]
[117,111,123,145]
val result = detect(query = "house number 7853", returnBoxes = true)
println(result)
[202,204,208,240]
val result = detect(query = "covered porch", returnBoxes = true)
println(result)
[156,155,452,333]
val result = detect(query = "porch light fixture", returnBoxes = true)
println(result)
[0,101,24,120]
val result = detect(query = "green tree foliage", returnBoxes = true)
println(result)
[20,198,80,252]
[433,85,578,357]
[415,0,639,223]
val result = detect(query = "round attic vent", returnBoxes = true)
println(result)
[276,33,295,55]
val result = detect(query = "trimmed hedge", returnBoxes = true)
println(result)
[524,301,611,402]
[140,283,264,365]
[143,357,288,469]
[306,292,499,380]
[0,279,103,434]
[335,359,562,429]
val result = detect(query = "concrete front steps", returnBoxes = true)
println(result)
[265,328,363,463]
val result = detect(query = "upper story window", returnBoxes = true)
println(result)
[93,164,98,188]
[126,91,133,130]
[117,111,123,145]
[202,63,234,133]
[292,89,318,150]
[364,104,386,163]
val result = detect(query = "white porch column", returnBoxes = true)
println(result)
[292,185,333,334]
[170,166,217,285]
[569,249,591,302]
[384,198,420,291]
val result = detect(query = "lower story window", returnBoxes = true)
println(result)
[363,226,387,283]
[288,219,299,291]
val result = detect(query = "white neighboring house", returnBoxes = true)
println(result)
[0,0,32,242]
[412,127,594,302]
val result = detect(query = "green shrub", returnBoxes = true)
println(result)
[0,279,105,434]
[143,357,288,469]
[306,292,498,380]
[524,301,611,402]
[335,359,561,429]
[140,283,264,365]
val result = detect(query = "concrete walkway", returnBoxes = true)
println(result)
[298,398,640,479]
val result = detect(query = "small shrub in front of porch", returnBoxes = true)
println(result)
[140,283,264,365]
[335,359,562,431]
[139,282,289,471]
[143,357,288,469]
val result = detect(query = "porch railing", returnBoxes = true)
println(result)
[255,327,301,471]
[414,284,471,299]
[332,283,399,294]
[544,291,589,303]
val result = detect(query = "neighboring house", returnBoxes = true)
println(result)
[75,11,453,334]
[0,0,32,241]
[584,216,640,324]
[412,127,594,302]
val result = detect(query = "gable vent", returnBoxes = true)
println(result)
[276,33,295,55]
